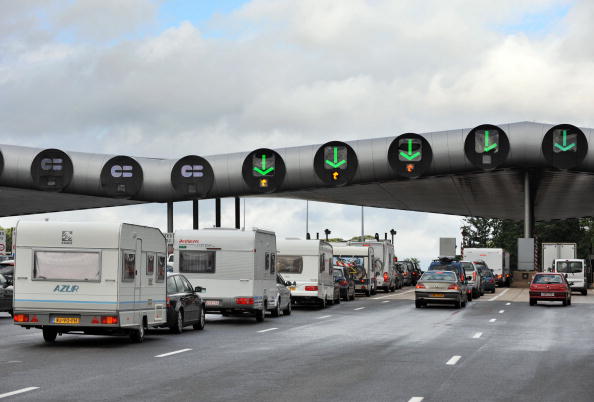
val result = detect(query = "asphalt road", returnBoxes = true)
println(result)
[1,287,593,402]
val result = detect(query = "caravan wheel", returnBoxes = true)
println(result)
[255,309,265,322]
[130,326,145,343]
[42,327,57,343]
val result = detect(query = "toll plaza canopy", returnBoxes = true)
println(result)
[1,121,593,220]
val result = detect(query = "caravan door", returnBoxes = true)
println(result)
[135,239,142,309]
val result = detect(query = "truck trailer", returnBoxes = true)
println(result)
[463,248,511,287]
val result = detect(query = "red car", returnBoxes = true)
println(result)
[529,273,572,306]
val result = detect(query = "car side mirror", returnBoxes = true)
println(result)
[285,281,292,287]
[466,276,472,280]
[569,282,574,286]
[194,286,205,293]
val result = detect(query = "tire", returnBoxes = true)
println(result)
[255,308,265,322]
[467,292,473,302]
[350,291,355,301]
[529,298,536,306]
[454,298,461,309]
[491,289,496,294]
[130,326,145,343]
[283,299,292,315]
[320,297,327,309]
[271,299,281,317]
[562,299,567,306]
[461,299,467,308]
[170,310,183,334]
[472,289,479,299]
[193,307,206,330]
[415,300,422,308]
[335,294,341,305]
[42,327,57,343]
[582,288,587,296]
[365,290,371,297]
[568,297,572,306]
[480,288,485,296]
[341,291,348,302]
[390,285,395,293]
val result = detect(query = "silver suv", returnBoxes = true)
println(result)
[463,261,483,298]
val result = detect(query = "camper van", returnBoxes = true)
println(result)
[333,245,375,296]
[277,239,335,307]
[13,221,167,343]
[553,259,588,295]
[173,228,277,322]
[350,240,396,292]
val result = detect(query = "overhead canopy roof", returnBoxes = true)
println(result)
[0,121,592,220]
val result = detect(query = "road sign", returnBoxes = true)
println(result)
[542,124,587,169]
[100,156,144,198]
[31,149,73,192]
[388,133,432,178]
[314,141,358,186]
[464,124,509,169]
[242,149,286,193]
[171,155,214,198]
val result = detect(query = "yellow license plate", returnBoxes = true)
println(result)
[289,287,296,291]
[53,317,80,324]
[431,293,445,298]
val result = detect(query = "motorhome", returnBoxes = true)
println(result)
[173,228,277,322]
[333,245,375,296]
[13,221,167,343]
[277,239,334,307]
[350,240,396,292]
[553,259,588,295]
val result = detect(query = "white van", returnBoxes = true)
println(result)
[173,228,277,322]
[277,239,334,308]
[333,245,375,296]
[350,240,396,292]
[553,259,588,295]
[13,221,167,343]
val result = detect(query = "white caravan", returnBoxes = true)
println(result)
[333,245,375,296]
[350,240,396,292]
[463,248,511,287]
[277,239,334,307]
[553,259,588,295]
[173,228,277,322]
[13,221,167,343]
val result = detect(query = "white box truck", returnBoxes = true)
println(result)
[542,243,577,272]
[277,239,334,308]
[463,248,511,287]
[173,228,277,322]
[350,240,396,292]
[13,221,167,343]
[333,245,375,296]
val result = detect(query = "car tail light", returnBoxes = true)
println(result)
[460,275,465,282]
[448,284,460,290]
[235,297,254,305]
[383,272,389,282]
[101,316,119,325]
[31,315,39,323]
[91,317,100,324]
[403,272,408,276]
[489,278,494,283]
[14,314,29,322]
[166,297,171,308]
[496,274,502,278]
[339,280,348,286]
[305,286,319,291]
[360,279,365,283]
[415,283,426,289]
[473,272,477,281]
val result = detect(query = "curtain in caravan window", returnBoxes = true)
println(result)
[34,251,101,281]
[270,254,276,274]
[265,253,270,271]
[122,252,135,281]
[146,254,155,275]
[156,255,166,282]
[277,256,303,274]
[179,250,216,273]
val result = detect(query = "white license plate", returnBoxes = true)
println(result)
[205,300,220,306]
[541,292,555,297]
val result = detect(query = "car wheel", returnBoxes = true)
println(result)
[283,299,292,315]
[271,299,281,317]
[529,298,536,306]
[467,292,473,302]
[350,290,355,301]
[335,294,341,304]
[462,299,467,308]
[582,288,587,296]
[567,297,572,306]
[480,288,485,296]
[255,308,265,322]
[454,298,461,309]
[130,326,145,343]
[365,290,371,297]
[415,300,422,308]
[42,327,57,343]
[193,307,206,330]
[491,289,496,294]
[170,310,183,334]
[562,299,567,306]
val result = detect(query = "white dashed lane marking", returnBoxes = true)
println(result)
[446,356,462,365]
[155,348,192,358]
[257,328,278,334]
[354,307,366,311]
[499,310,505,314]
[472,332,482,339]
[489,318,497,323]
[408,397,424,402]
[317,315,332,319]
[505,302,511,306]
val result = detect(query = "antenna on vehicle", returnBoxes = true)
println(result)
[306,232,311,240]
[316,232,319,240]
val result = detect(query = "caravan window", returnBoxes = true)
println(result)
[270,253,276,274]
[179,250,216,274]
[123,251,135,281]
[277,256,303,274]
[320,255,326,273]
[265,253,270,271]
[156,255,166,282]
[146,253,155,276]
[33,251,101,282]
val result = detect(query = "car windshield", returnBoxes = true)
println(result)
[420,271,456,281]
[556,261,583,273]
[428,264,452,271]
[533,274,563,284]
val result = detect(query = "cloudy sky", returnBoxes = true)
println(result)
[0,0,592,267]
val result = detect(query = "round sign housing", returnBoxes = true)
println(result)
[464,124,510,170]
[171,155,214,198]
[542,124,588,170]
[100,156,143,198]
[31,149,73,191]
[313,141,358,186]
[388,133,433,178]
[242,148,286,193]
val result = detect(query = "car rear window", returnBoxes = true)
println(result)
[421,272,456,281]
[533,274,563,284]
[462,263,475,272]
[556,261,583,273]
[333,268,345,280]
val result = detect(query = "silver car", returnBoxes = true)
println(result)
[415,271,468,309]
[463,261,483,298]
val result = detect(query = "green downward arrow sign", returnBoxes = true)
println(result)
[483,131,498,152]
[325,147,347,168]
[253,154,275,176]
[399,139,421,161]
[554,130,576,152]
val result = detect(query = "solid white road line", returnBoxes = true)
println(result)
[446,356,462,365]
[488,288,509,301]
[399,289,415,295]
[472,332,483,339]
[408,397,424,402]
[0,387,40,399]
[505,302,511,306]
[489,318,497,323]
[354,307,366,311]
[317,315,332,319]
[499,310,505,314]
[257,328,278,334]
[155,348,193,358]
